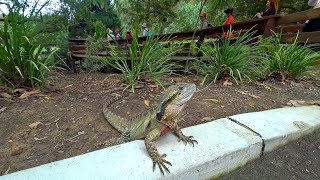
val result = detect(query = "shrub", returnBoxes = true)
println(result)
[193,30,264,85]
[0,2,60,88]
[261,33,320,81]
[105,29,183,92]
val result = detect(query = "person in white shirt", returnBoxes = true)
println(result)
[107,28,115,40]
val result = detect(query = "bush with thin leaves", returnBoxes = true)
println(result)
[104,30,183,92]
[0,2,60,88]
[192,30,264,85]
[261,33,320,81]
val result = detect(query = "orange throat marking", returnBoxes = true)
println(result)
[160,125,171,136]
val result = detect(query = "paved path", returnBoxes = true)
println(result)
[221,129,320,180]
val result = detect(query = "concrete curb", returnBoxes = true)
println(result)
[2,106,320,179]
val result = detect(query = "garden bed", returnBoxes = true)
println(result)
[1,72,320,175]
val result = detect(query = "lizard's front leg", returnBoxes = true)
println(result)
[145,128,172,175]
[174,128,198,146]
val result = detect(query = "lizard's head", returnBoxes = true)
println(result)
[167,83,196,107]
[157,83,196,123]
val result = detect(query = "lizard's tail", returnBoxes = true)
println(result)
[103,95,129,133]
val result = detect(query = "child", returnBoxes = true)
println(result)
[223,8,235,39]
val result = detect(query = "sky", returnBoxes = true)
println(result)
[0,0,61,15]
[0,0,115,15]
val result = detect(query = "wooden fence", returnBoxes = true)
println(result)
[68,8,320,72]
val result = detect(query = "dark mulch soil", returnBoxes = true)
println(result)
[0,72,319,175]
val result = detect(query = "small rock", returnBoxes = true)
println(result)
[8,140,13,143]
[11,146,23,156]
[318,145,320,150]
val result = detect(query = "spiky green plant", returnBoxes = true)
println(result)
[261,33,320,81]
[105,29,183,92]
[193,30,264,85]
[0,2,60,88]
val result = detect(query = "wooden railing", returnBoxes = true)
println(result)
[68,8,320,72]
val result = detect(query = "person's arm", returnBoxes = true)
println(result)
[255,12,263,18]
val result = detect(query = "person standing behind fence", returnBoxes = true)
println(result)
[223,8,235,39]
[115,29,121,39]
[255,0,279,18]
[142,23,152,37]
[196,12,209,56]
[303,0,320,32]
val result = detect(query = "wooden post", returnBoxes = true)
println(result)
[263,18,277,37]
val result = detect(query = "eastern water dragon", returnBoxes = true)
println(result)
[102,83,197,175]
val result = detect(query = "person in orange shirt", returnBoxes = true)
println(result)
[223,8,235,39]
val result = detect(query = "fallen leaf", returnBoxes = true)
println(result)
[29,121,42,129]
[235,90,260,99]
[205,99,221,104]
[19,90,41,99]
[11,146,23,156]
[256,83,272,91]
[144,100,150,107]
[12,88,27,94]
[4,166,10,175]
[249,94,261,99]
[135,84,144,89]
[202,117,213,122]
[249,103,256,108]
[34,137,48,141]
[1,92,12,99]
[64,84,73,88]
[43,96,54,100]
[148,84,159,88]
[223,79,233,87]
[0,107,7,112]
[78,131,85,135]
[287,100,306,107]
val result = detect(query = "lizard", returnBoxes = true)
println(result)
[102,83,197,175]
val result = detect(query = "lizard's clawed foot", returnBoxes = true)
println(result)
[152,153,172,175]
[178,135,198,146]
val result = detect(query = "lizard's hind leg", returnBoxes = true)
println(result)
[103,132,131,147]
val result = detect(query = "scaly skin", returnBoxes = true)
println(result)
[102,83,197,175]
